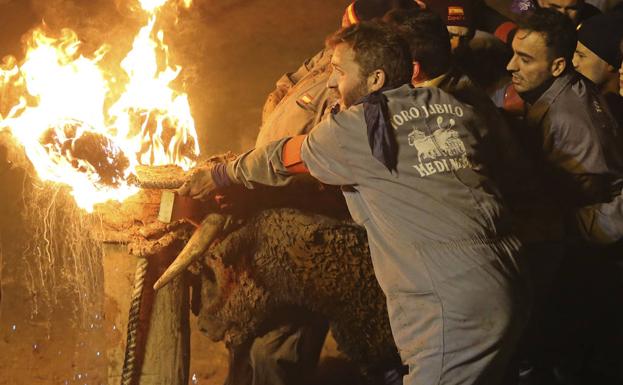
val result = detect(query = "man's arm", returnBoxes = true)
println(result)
[542,117,623,207]
[180,116,356,199]
[228,116,355,188]
[224,137,300,189]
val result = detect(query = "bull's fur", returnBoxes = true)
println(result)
[196,208,400,375]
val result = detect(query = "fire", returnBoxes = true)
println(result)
[139,0,169,13]
[0,0,199,212]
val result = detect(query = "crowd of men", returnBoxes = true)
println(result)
[179,0,623,384]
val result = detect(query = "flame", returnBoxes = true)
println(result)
[0,0,199,212]
[139,0,169,13]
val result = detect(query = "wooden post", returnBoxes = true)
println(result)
[140,267,190,385]
[104,246,190,385]
[99,190,192,385]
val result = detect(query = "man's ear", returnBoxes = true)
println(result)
[367,69,386,92]
[551,57,567,77]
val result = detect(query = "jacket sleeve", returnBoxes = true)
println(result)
[226,116,355,189]
[300,114,356,186]
[540,114,623,206]
[226,138,296,189]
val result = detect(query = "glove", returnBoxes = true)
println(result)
[177,165,216,200]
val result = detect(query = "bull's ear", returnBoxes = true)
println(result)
[367,69,386,93]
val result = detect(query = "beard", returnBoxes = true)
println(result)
[340,80,370,109]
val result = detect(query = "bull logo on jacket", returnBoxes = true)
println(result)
[407,116,471,177]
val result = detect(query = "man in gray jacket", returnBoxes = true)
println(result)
[507,8,623,243]
[507,8,623,383]
[245,3,418,385]
[180,22,529,385]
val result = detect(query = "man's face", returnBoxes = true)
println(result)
[507,29,556,93]
[538,0,581,24]
[573,41,612,86]
[328,42,370,108]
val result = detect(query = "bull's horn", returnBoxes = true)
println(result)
[153,213,227,290]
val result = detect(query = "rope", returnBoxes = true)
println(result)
[126,174,186,190]
[134,179,186,190]
[127,165,188,191]
[120,258,149,385]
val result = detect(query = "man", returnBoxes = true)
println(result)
[181,22,528,385]
[507,8,623,383]
[507,8,623,242]
[537,0,601,24]
[574,12,623,95]
[573,12,623,126]
[504,0,604,118]
[239,2,418,385]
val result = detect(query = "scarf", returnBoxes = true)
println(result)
[354,88,398,172]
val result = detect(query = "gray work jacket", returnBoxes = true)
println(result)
[227,84,516,294]
[524,71,623,243]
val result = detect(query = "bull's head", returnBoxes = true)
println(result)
[193,217,279,348]
[192,208,400,372]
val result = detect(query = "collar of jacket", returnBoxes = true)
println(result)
[524,71,577,129]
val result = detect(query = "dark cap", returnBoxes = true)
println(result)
[426,0,473,27]
[577,12,623,68]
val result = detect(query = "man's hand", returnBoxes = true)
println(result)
[177,165,216,200]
